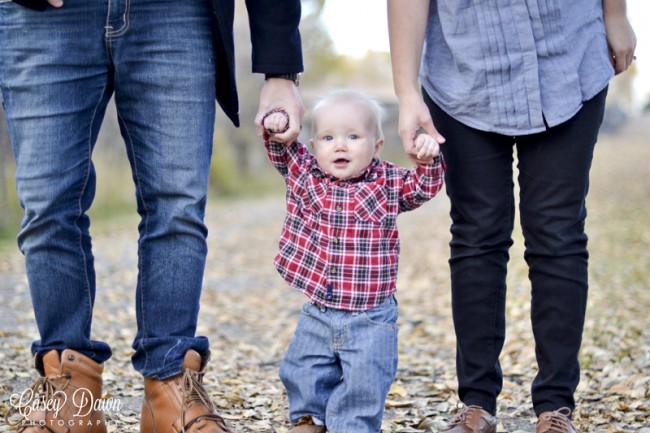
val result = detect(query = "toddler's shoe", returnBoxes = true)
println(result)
[289,416,326,433]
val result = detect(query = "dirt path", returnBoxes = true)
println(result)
[1,133,649,432]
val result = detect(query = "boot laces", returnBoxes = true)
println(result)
[179,369,229,432]
[181,369,215,410]
[4,373,72,427]
[540,408,574,433]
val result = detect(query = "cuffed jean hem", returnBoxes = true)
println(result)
[32,341,113,367]
[132,336,211,379]
[289,413,326,426]
[33,342,113,375]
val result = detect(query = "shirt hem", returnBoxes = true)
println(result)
[422,78,611,136]
[290,285,397,313]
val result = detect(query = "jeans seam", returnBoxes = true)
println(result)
[119,110,151,371]
[104,5,112,59]
[104,0,131,38]
[76,80,111,352]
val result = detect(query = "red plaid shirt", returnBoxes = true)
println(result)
[265,140,445,312]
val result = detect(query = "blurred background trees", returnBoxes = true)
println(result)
[0,0,647,240]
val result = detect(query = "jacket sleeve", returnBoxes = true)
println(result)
[12,0,48,10]
[245,0,304,74]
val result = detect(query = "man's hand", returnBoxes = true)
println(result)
[255,78,304,144]
[262,110,290,138]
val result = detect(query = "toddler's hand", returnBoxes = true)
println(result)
[262,109,290,138]
[414,133,440,162]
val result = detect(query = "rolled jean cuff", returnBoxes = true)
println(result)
[132,336,210,379]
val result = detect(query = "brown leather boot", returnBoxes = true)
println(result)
[140,350,232,433]
[5,349,107,433]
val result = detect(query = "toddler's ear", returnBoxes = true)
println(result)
[374,138,385,155]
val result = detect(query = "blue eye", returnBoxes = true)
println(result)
[324,135,333,141]
[349,134,359,140]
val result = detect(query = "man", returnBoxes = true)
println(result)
[388,0,635,432]
[0,0,304,432]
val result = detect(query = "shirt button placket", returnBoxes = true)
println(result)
[332,200,342,250]
[328,194,343,304]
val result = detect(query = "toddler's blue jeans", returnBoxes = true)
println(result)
[279,296,399,433]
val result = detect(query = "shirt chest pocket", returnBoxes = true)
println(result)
[354,183,388,224]
[288,172,326,216]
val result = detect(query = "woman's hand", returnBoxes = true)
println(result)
[603,0,637,75]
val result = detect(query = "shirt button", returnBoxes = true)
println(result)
[335,205,342,212]
[332,236,339,245]
[339,181,347,187]
[330,267,337,275]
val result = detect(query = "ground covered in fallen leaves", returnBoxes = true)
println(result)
[1,131,648,432]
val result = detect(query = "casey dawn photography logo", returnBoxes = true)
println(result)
[6,384,123,429]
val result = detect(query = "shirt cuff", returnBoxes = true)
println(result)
[415,154,445,173]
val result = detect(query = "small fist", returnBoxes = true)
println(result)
[262,109,290,136]
[414,133,440,162]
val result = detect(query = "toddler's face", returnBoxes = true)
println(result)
[310,101,383,179]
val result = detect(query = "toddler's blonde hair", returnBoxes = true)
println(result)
[311,89,385,140]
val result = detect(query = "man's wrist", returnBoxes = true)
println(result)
[264,73,300,87]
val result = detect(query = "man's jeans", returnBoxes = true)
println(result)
[0,0,216,379]
[424,88,607,416]
[279,296,399,433]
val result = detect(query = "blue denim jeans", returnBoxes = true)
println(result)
[279,296,399,433]
[424,88,607,416]
[0,0,216,379]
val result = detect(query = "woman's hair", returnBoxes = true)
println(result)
[311,89,385,140]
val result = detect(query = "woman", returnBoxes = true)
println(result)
[388,1,635,432]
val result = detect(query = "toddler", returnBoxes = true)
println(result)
[262,89,446,433]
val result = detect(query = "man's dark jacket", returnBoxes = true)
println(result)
[11,0,304,127]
